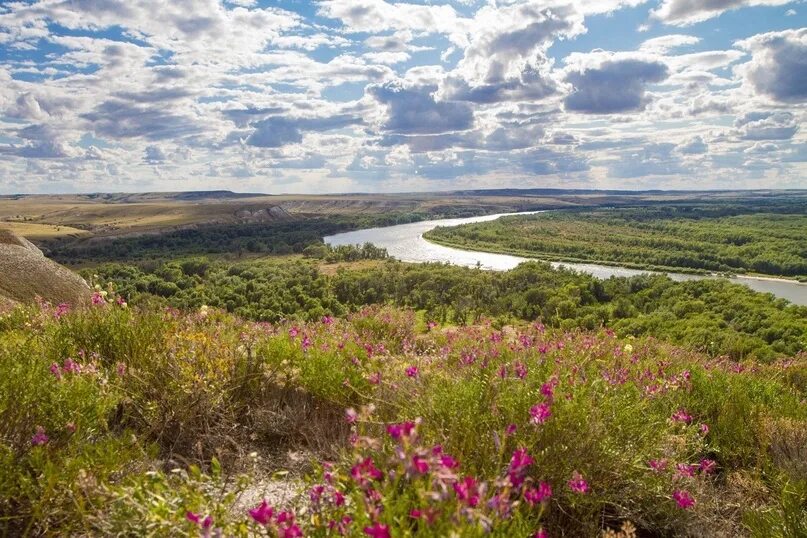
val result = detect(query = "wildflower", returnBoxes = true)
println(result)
[364,522,391,538]
[351,457,383,485]
[405,365,419,378]
[345,408,358,424]
[535,530,549,538]
[508,448,534,487]
[440,454,459,469]
[368,371,381,385]
[699,423,710,436]
[116,362,127,377]
[248,500,274,525]
[53,303,70,319]
[672,490,695,509]
[505,424,517,436]
[186,512,212,528]
[453,476,480,507]
[63,358,81,374]
[49,362,61,380]
[530,402,552,425]
[91,292,105,306]
[676,463,697,477]
[540,381,555,400]
[322,315,334,325]
[671,409,692,424]
[568,471,589,494]
[31,426,49,446]
[427,321,437,331]
[412,455,429,474]
[524,482,552,505]
[648,459,668,473]
[301,336,312,350]
[699,459,717,474]
[386,421,416,440]
[288,327,299,338]
[514,361,528,379]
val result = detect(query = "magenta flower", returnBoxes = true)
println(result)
[91,292,105,306]
[345,408,358,424]
[248,500,274,525]
[530,402,552,425]
[440,454,459,469]
[699,423,710,435]
[535,529,549,538]
[31,426,49,446]
[699,459,717,474]
[405,365,419,378]
[351,457,383,485]
[53,303,70,319]
[672,490,696,509]
[386,421,416,440]
[676,463,697,477]
[322,315,334,325]
[363,522,391,538]
[524,482,552,505]
[671,409,693,424]
[540,382,555,399]
[648,459,668,473]
[514,362,528,379]
[49,362,61,380]
[288,327,299,337]
[368,371,381,385]
[508,448,534,487]
[412,455,429,474]
[453,476,480,507]
[568,471,589,494]
[186,512,212,528]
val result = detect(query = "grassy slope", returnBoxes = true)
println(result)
[2,300,806,536]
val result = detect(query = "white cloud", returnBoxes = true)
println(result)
[652,0,793,26]
[735,28,807,103]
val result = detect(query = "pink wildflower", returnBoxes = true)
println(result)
[49,362,61,379]
[345,408,358,424]
[31,426,49,446]
[671,409,693,424]
[676,463,697,477]
[699,459,717,474]
[508,448,534,487]
[412,455,429,474]
[672,490,696,509]
[53,303,70,319]
[505,423,517,436]
[364,522,391,538]
[368,371,381,385]
[91,292,105,306]
[453,476,480,507]
[535,529,549,538]
[386,421,416,440]
[351,457,383,485]
[322,315,334,325]
[288,327,299,338]
[530,402,552,425]
[648,459,668,473]
[186,512,212,528]
[568,471,589,494]
[405,365,419,378]
[116,362,127,377]
[524,482,552,505]
[699,423,710,435]
[440,454,459,469]
[248,500,274,525]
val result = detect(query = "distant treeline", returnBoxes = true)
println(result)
[88,257,807,362]
[426,204,807,278]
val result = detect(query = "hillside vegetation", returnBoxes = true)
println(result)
[1,296,806,536]
[87,256,807,362]
[425,205,807,278]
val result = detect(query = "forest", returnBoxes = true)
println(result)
[87,255,807,362]
[425,205,807,278]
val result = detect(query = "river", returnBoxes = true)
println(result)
[324,211,807,306]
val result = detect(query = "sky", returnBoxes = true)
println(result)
[0,0,804,194]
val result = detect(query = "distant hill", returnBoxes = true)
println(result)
[0,228,91,309]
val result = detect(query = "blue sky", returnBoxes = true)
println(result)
[0,0,804,194]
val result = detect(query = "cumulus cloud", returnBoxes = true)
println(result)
[735,111,799,140]
[652,0,792,26]
[369,81,474,135]
[563,53,670,114]
[677,135,708,154]
[735,29,807,103]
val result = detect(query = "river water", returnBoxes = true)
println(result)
[324,211,807,306]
